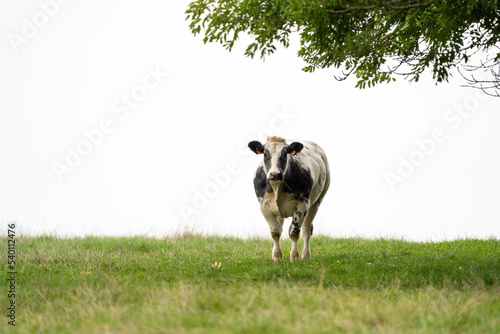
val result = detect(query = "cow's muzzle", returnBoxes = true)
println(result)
[269,171,283,181]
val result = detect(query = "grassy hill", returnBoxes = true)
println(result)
[3,235,500,333]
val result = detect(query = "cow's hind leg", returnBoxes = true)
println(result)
[301,203,320,260]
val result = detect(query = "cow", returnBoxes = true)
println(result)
[248,136,330,262]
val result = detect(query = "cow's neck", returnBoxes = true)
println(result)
[270,181,283,198]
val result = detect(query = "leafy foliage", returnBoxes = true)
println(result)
[186,0,500,93]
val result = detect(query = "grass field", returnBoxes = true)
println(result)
[3,235,500,333]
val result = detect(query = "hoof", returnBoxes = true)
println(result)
[290,250,300,263]
[302,250,311,260]
[273,250,283,262]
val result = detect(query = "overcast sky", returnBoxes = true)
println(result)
[1,1,499,241]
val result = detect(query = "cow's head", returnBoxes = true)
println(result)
[248,136,304,183]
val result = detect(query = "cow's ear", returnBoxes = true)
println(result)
[286,142,304,156]
[248,141,265,155]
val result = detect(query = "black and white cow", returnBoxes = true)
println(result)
[248,136,330,262]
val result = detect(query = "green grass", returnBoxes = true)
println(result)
[3,235,500,333]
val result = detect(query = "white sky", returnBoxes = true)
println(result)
[1,1,499,241]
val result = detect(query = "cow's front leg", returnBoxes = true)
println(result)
[262,211,284,262]
[289,202,308,263]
